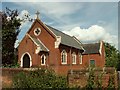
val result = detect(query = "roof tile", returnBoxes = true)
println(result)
[82,43,100,54]
[46,25,83,50]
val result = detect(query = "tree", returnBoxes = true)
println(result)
[117,53,120,71]
[2,7,34,66]
[2,7,22,66]
[104,42,120,70]
[0,30,1,67]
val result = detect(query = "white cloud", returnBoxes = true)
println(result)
[17,10,33,29]
[17,10,29,20]
[10,3,82,25]
[15,10,33,46]
[40,3,82,17]
[63,25,118,48]
[7,16,11,21]
[10,2,117,49]
[15,39,19,48]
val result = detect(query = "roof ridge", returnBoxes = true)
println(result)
[37,38,49,51]
[46,24,73,39]
[83,42,100,45]
[27,34,49,52]
[26,34,39,46]
[72,36,85,51]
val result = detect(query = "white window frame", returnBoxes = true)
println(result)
[41,54,46,65]
[20,52,32,67]
[79,53,82,64]
[34,28,41,36]
[72,52,76,64]
[61,50,67,64]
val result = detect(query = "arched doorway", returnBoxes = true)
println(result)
[23,54,30,68]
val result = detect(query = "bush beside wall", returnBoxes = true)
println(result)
[1,67,119,89]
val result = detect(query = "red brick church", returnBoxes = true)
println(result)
[18,13,105,75]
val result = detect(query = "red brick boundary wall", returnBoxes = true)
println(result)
[1,67,119,88]
[67,67,119,88]
[1,68,39,88]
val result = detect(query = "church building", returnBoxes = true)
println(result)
[18,13,105,75]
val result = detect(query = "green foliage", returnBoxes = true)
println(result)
[2,7,32,66]
[86,67,103,89]
[104,42,120,70]
[13,68,68,88]
[86,67,117,89]
[0,30,1,54]
[2,63,20,68]
[117,53,120,71]
[95,73,103,89]
[119,83,120,89]
[86,67,96,89]
[107,75,115,89]
[2,7,22,65]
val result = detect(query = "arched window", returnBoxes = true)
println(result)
[61,50,67,64]
[41,54,46,65]
[72,52,76,64]
[21,52,32,68]
[79,53,82,64]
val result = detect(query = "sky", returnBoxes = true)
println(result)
[1,1,119,50]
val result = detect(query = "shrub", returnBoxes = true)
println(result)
[86,67,96,89]
[2,63,20,68]
[13,68,68,88]
[86,67,103,89]
[107,75,115,89]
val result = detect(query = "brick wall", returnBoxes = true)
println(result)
[1,68,38,88]
[67,67,119,88]
[1,67,118,88]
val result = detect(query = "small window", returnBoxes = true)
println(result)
[41,54,46,65]
[90,60,95,67]
[61,50,67,64]
[34,28,41,36]
[72,52,76,64]
[79,53,82,64]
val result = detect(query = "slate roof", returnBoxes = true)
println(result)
[30,36,49,52]
[46,25,84,50]
[82,43,100,54]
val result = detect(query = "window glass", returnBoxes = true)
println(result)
[72,52,76,64]
[79,53,82,64]
[61,50,67,64]
[41,54,46,65]
[90,60,95,67]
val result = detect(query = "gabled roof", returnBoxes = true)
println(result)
[31,37,49,52]
[18,19,84,52]
[46,25,84,50]
[82,43,100,54]
[27,34,49,52]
